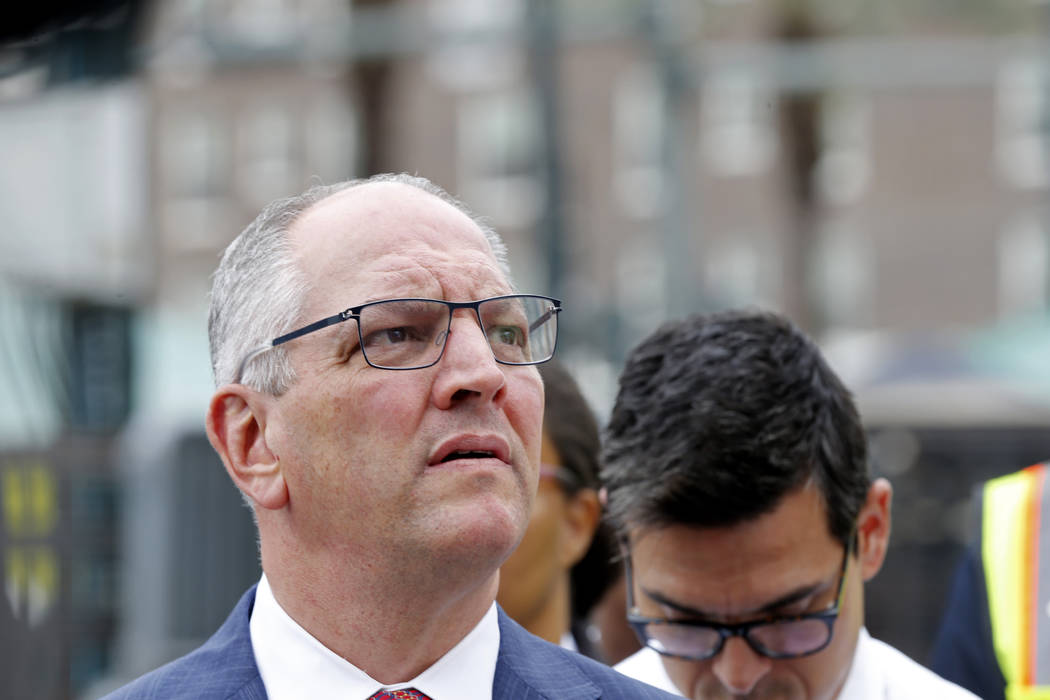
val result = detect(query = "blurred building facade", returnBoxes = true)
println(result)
[1,1,1050,697]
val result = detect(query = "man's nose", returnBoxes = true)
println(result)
[710,636,773,695]
[431,312,506,407]
[444,312,497,362]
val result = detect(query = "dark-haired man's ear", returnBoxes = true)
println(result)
[206,385,288,511]
[856,477,893,582]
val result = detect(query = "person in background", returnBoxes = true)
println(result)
[102,173,678,700]
[930,461,1050,700]
[586,566,644,665]
[601,309,978,699]
[497,359,633,662]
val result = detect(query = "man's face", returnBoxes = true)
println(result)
[626,485,864,700]
[263,182,544,574]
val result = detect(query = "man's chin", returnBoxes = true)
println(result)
[693,677,803,700]
[429,501,529,562]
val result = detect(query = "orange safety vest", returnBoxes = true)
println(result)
[982,463,1050,700]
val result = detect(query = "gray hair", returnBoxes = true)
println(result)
[208,173,512,394]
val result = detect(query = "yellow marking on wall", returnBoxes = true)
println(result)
[1,460,60,627]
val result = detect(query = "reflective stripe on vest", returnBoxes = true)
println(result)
[982,463,1050,700]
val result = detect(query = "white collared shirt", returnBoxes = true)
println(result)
[250,574,499,700]
[614,628,979,698]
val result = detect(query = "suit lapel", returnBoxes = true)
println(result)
[229,679,269,700]
[195,586,269,699]
[493,608,601,700]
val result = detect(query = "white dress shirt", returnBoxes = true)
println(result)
[250,574,499,700]
[614,627,979,698]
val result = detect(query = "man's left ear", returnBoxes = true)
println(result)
[856,477,893,582]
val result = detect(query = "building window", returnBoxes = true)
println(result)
[425,0,525,92]
[812,221,872,326]
[457,90,543,228]
[995,57,1050,190]
[998,212,1048,317]
[705,235,763,306]
[700,68,776,177]
[162,109,229,199]
[304,97,358,183]
[616,236,667,341]
[815,92,871,206]
[236,105,298,211]
[160,107,232,252]
[612,63,665,219]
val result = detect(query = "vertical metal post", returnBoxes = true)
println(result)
[526,0,568,307]
[1045,8,1050,310]
[642,0,699,320]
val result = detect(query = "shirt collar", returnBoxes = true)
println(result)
[250,573,499,700]
[836,626,874,700]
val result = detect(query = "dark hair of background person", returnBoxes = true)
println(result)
[537,360,619,625]
[600,309,871,549]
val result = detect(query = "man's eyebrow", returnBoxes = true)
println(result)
[641,579,831,620]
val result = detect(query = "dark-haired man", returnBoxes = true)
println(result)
[603,310,975,699]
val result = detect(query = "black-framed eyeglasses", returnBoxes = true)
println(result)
[235,294,561,382]
[624,536,853,661]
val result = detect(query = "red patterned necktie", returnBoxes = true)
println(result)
[367,689,432,700]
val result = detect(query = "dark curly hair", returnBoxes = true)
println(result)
[601,309,870,548]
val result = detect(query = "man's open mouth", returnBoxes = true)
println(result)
[440,450,496,463]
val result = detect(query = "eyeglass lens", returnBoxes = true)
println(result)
[639,617,832,660]
[358,296,557,369]
[748,618,831,656]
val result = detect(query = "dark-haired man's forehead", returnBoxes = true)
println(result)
[624,480,839,549]
[625,493,846,622]
[638,570,835,621]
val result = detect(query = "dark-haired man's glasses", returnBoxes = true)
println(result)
[236,294,560,383]
[625,538,852,661]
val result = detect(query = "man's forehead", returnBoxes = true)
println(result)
[629,521,833,570]
[626,480,835,550]
[291,182,499,271]
[628,488,839,572]
[288,182,510,309]
[304,180,438,217]
[298,181,483,237]
[627,520,843,618]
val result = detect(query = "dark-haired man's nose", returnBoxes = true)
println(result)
[711,636,773,695]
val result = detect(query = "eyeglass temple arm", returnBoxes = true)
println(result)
[529,305,561,333]
[539,464,583,491]
[236,311,349,383]
[272,311,351,347]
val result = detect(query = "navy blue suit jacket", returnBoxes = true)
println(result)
[929,543,1006,700]
[102,586,677,699]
